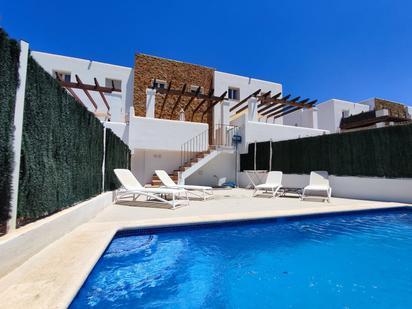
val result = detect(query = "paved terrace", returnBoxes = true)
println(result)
[0,188,409,309]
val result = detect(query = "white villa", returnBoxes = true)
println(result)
[32,51,412,187]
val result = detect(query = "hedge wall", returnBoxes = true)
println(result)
[104,128,130,191]
[17,56,104,221]
[0,29,20,223]
[240,124,412,178]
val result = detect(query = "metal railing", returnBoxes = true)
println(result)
[180,124,239,168]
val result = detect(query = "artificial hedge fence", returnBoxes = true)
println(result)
[0,29,20,223]
[17,56,104,222]
[240,123,412,178]
[104,128,130,191]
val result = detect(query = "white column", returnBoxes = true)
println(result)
[101,126,107,193]
[221,99,230,125]
[7,40,29,232]
[311,108,319,129]
[247,97,258,121]
[145,88,156,118]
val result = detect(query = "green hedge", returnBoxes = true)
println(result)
[17,56,104,221]
[104,128,130,191]
[0,29,20,223]
[240,124,412,178]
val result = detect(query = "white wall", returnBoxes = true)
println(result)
[357,98,376,110]
[0,192,113,277]
[103,122,128,143]
[214,71,283,124]
[317,99,370,133]
[238,173,412,203]
[283,109,318,128]
[128,112,209,151]
[31,51,133,123]
[232,114,329,153]
[186,152,236,186]
[131,149,181,184]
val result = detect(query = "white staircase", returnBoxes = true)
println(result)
[150,125,238,186]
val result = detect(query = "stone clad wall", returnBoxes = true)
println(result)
[133,54,215,123]
[375,98,408,118]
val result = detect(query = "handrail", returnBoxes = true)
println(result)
[180,124,239,169]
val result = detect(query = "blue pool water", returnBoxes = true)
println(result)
[70,209,412,308]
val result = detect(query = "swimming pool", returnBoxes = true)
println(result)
[70,209,412,308]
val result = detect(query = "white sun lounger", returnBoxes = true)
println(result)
[252,171,283,197]
[114,169,189,208]
[155,170,214,200]
[301,171,332,202]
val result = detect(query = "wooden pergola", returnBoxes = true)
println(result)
[151,79,228,122]
[230,90,317,120]
[56,74,121,119]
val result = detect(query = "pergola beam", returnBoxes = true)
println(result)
[261,104,284,116]
[257,92,282,112]
[170,84,187,119]
[57,78,121,93]
[155,86,226,102]
[260,96,307,116]
[76,75,98,110]
[159,81,172,118]
[229,89,261,112]
[259,94,313,109]
[267,106,295,118]
[94,78,110,111]
[183,86,201,111]
[201,91,227,121]
[234,90,270,115]
[190,88,214,122]
[55,73,86,108]
[270,99,317,119]
[66,87,86,108]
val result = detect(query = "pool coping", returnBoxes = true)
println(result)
[65,203,412,308]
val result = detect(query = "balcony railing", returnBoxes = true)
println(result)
[180,124,239,168]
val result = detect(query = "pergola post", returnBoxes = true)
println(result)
[146,88,156,118]
[7,40,29,232]
[247,96,258,121]
[311,108,319,129]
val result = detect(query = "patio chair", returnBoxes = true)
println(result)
[155,170,214,200]
[252,171,283,198]
[301,171,332,202]
[114,169,189,208]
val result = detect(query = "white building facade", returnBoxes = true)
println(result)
[31,51,134,142]
[35,51,369,186]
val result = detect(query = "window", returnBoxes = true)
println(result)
[53,71,71,82]
[152,79,167,89]
[190,85,204,94]
[105,78,122,90]
[228,87,240,100]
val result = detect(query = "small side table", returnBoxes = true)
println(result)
[279,187,303,198]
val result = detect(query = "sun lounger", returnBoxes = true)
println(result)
[114,169,189,208]
[252,171,283,197]
[155,170,214,200]
[301,171,332,202]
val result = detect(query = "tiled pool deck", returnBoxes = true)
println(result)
[0,188,409,309]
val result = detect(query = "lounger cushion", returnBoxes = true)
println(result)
[175,185,212,190]
[303,185,329,196]
[127,187,186,194]
[256,183,281,189]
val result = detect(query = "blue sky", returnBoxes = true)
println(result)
[1,0,412,105]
